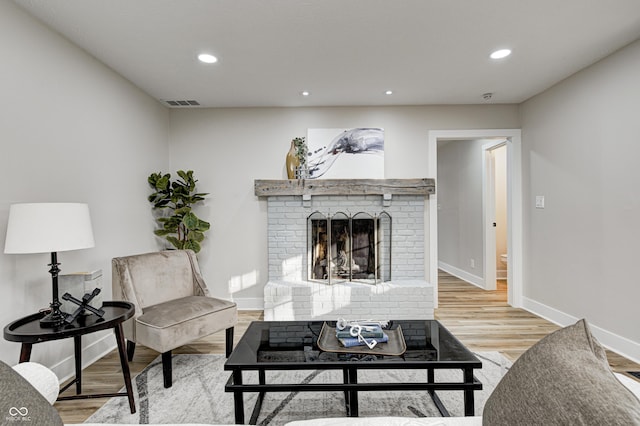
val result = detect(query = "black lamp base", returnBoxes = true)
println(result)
[40,251,68,328]
[39,308,68,328]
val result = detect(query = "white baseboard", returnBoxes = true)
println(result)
[438,261,485,288]
[234,297,264,311]
[522,297,640,365]
[497,268,507,280]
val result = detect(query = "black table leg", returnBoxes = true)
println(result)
[345,367,358,417]
[427,368,450,416]
[114,324,136,414]
[19,343,32,363]
[463,368,475,416]
[248,370,266,425]
[342,369,350,414]
[74,335,82,394]
[233,369,244,424]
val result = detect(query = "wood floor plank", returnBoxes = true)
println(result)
[54,274,639,423]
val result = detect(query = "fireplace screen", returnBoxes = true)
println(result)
[308,211,391,284]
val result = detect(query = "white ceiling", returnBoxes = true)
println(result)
[13,0,640,108]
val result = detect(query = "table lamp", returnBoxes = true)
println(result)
[4,203,95,327]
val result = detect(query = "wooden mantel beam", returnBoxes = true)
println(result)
[254,178,435,197]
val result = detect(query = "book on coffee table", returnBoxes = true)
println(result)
[338,332,389,348]
[335,324,385,339]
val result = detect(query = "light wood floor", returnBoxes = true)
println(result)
[55,271,640,423]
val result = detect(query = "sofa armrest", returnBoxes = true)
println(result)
[615,372,640,399]
[12,362,59,405]
[284,417,482,426]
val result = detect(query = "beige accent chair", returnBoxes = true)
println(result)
[112,249,237,388]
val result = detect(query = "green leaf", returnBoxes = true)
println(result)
[183,239,201,253]
[152,174,170,191]
[148,172,161,186]
[166,236,182,249]
[182,211,199,230]
[190,231,205,242]
[175,206,192,216]
[197,219,211,231]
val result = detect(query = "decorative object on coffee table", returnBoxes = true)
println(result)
[318,323,406,355]
[4,203,95,328]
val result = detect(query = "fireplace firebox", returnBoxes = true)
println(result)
[308,211,391,284]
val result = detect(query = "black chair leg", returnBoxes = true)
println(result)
[162,350,172,388]
[126,340,136,362]
[225,327,234,358]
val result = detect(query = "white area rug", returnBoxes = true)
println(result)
[85,352,510,425]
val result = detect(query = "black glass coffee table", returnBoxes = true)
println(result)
[224,320,482,424]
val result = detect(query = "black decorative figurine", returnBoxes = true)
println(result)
[62,288,105,324]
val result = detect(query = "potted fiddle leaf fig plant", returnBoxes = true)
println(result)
[147,170,210,253]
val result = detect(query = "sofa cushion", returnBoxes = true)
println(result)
[135,295,237,353]
[0,361,63,426]
[482,319,640,425]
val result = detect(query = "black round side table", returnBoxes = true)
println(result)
[3,301,136,414]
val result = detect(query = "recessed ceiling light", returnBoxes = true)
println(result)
[198,53,218,64]
[385,90,393,95]
[490,49,511,59]
[301,91,310,96]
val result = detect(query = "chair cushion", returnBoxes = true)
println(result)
[135,296,237,353]
[482,319,640,425]
[0,361,63,425]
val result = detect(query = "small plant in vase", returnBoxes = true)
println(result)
[286,136,308,179]
[147,170,210,253]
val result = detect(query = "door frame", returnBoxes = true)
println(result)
[428,129,522,308]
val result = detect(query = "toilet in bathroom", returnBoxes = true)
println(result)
[498,254,508,281]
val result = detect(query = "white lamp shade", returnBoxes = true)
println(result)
[4,203,95,254]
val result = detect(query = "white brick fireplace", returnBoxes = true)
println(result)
[255,179,435,321]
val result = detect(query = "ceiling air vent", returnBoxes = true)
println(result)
[164,100,200,107]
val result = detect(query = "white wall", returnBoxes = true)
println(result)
[521,39,640,361]
[168,106,519,307]
[0,1,169,373]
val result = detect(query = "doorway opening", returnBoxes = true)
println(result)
[428,129,522,309]
[483,141,508,292]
